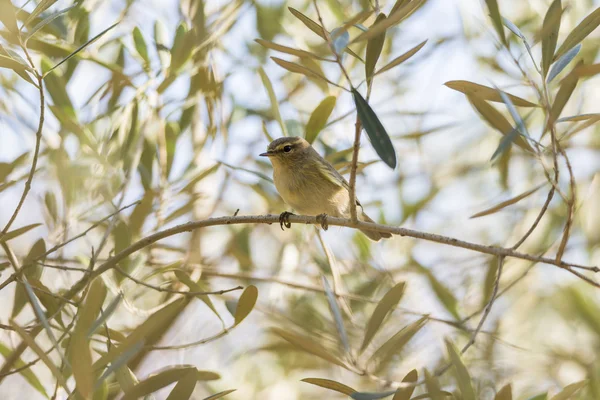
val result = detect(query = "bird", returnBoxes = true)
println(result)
[259,136,391,241]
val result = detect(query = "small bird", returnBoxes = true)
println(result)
[260,136,391,241]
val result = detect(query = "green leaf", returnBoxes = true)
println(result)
[445,81,538,107]
[154,20,170,68]
[0,223,42,244]
[392,370,418,400]
[554,7,600,60]
[368,317,428,373]
[271,57,332,87]
[0,0,19,33]
[470,184,543,218]
[321,275,350,353]
[234,285,258,325]
[0,342,48,398]
[301,378,356,396]
[255,38,331,61]
[352,88,396,169]
[352,0,425,43]
[25,5,77,42]
[133,26,150,68]
[305,96,336,143]
[548,61,581,127]
[361,282,406,352]
[24,0,58,26]
[557,113,600,122]
[485,0,506,46]
[258,66,288,136]
[365,13,387,84]
[547,43,581,83]
[550,380,587,400]
[446,340,475,400]
[376,39,427,76]
[202,389,237,400]
[122,366,203,400]
[174,270,223,325]
[541,0,562,77]
[495,384,512,400]
[165,369,197,400]
[44,22,118,77]
[271,327,348,368]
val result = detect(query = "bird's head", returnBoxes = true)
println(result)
[259,136,312,167]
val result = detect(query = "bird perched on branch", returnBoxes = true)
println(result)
[260,136,391,241]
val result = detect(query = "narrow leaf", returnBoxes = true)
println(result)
[0,0,19,33]
[23,279,61,354]
[25,5,77,42]
[89,293,122,336]
[548,62,581,126]
[361,282,406,352]
[0,223,42,244]
[365,13,387,84]
[305,96,336,143]
[133,26,150,67]
[550,381,587,400]
[255,39,330,61]
[485,0,506,46]
[445,81,538,107]
[330,27,350,56]
[376,40,427,75]
[351,390,397,400]
[392,370,418,400]
[557,113,600,122]
[174,270,223,325]
[495,85,529,138]
[203,389,237,400]
[470,184,543,218]
[541,0,562,77]
[554,7,600,60]
[321,275,350,353]
[547,43,581,83]
[0,342,48,398]
[352,88,396,169]
[122,366,199,400]
[502,18,525,39]
[352,0,425,43]
[495,384,512,400]
[24,0,58,26]
[234,285,258,325]
[424,369,444,400]
[271,57,332,86]
[368,317,427,373]
[258,67,288,136]
[301,378,356,396]
[271,327,348,368]
[446,340,475,400]
[95,340,144,387]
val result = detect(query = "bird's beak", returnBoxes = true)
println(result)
[259,151,273,157]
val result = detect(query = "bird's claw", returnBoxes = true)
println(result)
[316,213,329,231]
[279,211,294,230]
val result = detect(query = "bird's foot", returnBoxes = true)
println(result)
[316,213,329,231]
[279,211,294,230]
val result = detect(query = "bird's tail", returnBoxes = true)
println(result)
[359,211,392,241]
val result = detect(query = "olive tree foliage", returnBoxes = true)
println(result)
[0,0,599,398]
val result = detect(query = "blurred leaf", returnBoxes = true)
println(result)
[424,369,444,400]
[485,0,506,46]
[368,317,428,373]
[548,44,581,83]
[138,138,155,190]
[154,20,170,68]
[129,191,153,238]
[0,151,28,182]
[541,0,562,77]
[352,88,396,169]
[557,113,600,122]
[0,54,34,83]
[0,342,48,398]
[169,22,194,73]
[548,62,581,127]
[321,275,350,353]
[0,224,42,244]
[165,121,179,178]
[376,39,427,75]
[0,0,18,33]
[502,18,525,39]
[174,270,223,325]
[470,184,543,218]
[258,66,288,136]
[365,13,387,84]
[466,95,534,152]
[330,27,350,56]
[392,369,418,400]
[301,378,356,396]
[123,366,208,400]
[165,368,197,400]
[445,81,538,107]
[446,340,475,400]
[25,5,76,42]
[203,389,237,400]
[220,161,272,183]
[44,192,58,222]
[24,0,58,26]
[495,384,512,400]
[361,282,406,352]
[96,341,144,387]
[550,381,587,400]
[415,264,459,319]
[271,327,348,368]
[89,293,122,336]
[255,39,331,61]
[351,391,397,400]
[271,56,331,87]
[234,285,258,325]
[528,394,548,400]
[554,7,600,60]
[256,4,283,41]
[391,0,411,14]
[353,0,425,43]
[45,22,118,76]
[132,26,150,68]
[306,96,336,143]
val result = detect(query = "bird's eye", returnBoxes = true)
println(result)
[283,145,292,152]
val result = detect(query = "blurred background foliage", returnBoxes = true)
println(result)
[0,0,600,399]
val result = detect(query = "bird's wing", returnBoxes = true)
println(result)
[315,157,363,207]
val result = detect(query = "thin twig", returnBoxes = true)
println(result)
[555,146,576,262]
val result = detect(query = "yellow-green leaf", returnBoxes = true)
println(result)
[0,0,19,33]
[361,282,406,352]
[271,57,331,86]
[550,380,587,400]
[548,62,581,127]
[203,389,237,400]
[165,369,198,400]
[255,39,330,61]
[485,0,506,46]
[352,0,425,43]
[470,184,543,218]
[258,67,288,137]
[271,327,348,368]
[122,366,199,400]
[541,0,562,77]
[365,13,387,84]
[376,40,427,75]
[133,27,150,67]
[0,223,42,244]
[174,270,223,325]
[554,7,600,60]
[392,369,418,400]
[446,340,475,400]
[301,378,356,396]
[495,384,512,400]
[445,81,537,107]
[234,285,258,325]
[424,369,444,400]
[368,317,427,373]
[305,96,336,143]
[0,342,48,398]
